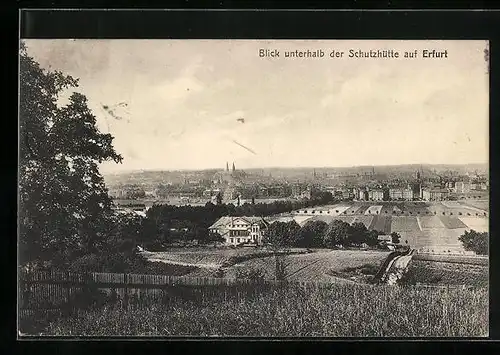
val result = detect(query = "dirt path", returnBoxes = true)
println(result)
[147,258,221,269]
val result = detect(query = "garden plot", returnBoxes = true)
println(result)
[418,216,445,229]
[343,205,363,215]
[391,216,421,233]
[417,228,469,250]
[438,216,467,229]
[441,201,463,208]
[298,215,355,227]
[368,216,392,234]
[329,206,351,215]
[293,215,316,226]
[458,217,489,233]
[459,200,489,212]
[354,205,370,215]
[351,216,374,229]
[364,205,383,215]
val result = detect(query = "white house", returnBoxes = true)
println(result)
[208,216,268,246]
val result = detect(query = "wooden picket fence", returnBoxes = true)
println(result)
[18,270,334,321]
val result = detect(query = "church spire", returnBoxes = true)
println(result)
[232,162,235,172]
[226,162,229,172]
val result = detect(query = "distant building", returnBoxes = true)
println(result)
[368,189,384,201]
[422,188,450,201]
[389,187,413,201]
[202,188,221,198]
[208,216,268,246]
[454,181,471,194]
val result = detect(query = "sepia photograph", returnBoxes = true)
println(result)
[18,39,489,337]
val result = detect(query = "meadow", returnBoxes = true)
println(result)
[144,247,312,269]
[225,250,390,282]
[402,260,489,287]
[30,282,488,337]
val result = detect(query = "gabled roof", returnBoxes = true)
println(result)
[208,216,233,229]
[208,216,269,229]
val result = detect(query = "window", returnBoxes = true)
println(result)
[230,238,234,243]
[442,212,445,215]
[237,238,240,243]
[335,210,339,213]
[320,211,323,214]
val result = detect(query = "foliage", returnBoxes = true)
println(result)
[323,220,351,247]
[391,232,402,244]
[274,254,288,282]
[295,221,327,248]
[215,192,223,205]
[19,41,122,268]
[262,221,301,250]
[31,283,488,337]
[458,230,488,255]
[212,268,226,278]
[235,267,266,283]
[401,260,488,287]
[207,231,225,244]
[143,195,336,246]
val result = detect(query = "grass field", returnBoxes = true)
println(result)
[144,247,311,269]
[29,282,488,337]
[402,260,488,287]
[225,250,390,282]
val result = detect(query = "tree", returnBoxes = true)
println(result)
[366,229,380,247]
[235,267,266,283]
[263,221,301,250]
[296,220,328,248]
[348,222,368,246]
[390,232,401,244]
[19,42,122,268]
[459,230,488,255]
[323,220,351,248]
[208,231,225,245]
[216,191,223,205]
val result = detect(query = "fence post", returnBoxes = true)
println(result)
[65,271,71,315]
[21,270,30,309]
[123,273,129,309]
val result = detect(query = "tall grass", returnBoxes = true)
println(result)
[28,283,488,337]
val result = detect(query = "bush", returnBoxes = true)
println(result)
[459,230,488,255]
[69,251,197,276]
[235,267,266,283]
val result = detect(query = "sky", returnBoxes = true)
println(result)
[23,40,489,173]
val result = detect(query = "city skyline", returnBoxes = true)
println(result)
[24,39,489,173]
